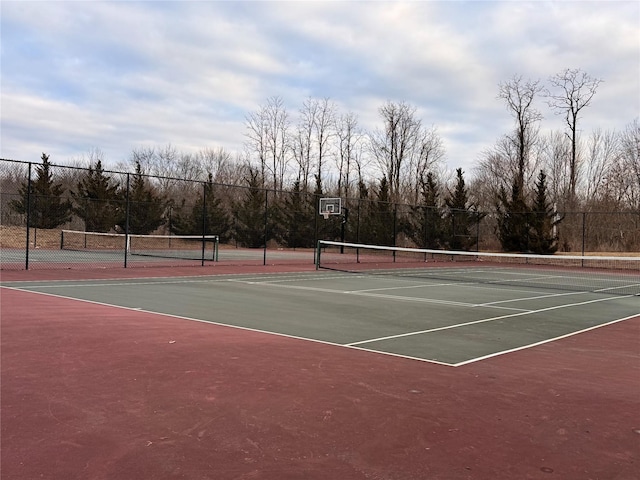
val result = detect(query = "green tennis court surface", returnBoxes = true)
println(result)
[5,269,638,366]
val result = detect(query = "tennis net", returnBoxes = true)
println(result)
[61,230,219,261]
[316,240,640,296]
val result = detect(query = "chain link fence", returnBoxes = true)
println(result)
[2,158,638,270]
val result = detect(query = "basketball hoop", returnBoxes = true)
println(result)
[319,197,341,218]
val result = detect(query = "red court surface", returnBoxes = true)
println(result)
[1,266,639,480]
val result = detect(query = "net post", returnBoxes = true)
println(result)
[60,230,64,250]
[581,212,586,267]
[201,234,206,267]
[215,236,219,262]
[316,240,321,270]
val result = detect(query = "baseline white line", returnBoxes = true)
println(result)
[452,313,640,367]
[2,272,336,290]
[8,278,227,289]
[345,294,634,346]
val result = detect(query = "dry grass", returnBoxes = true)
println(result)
[0,226,62,249]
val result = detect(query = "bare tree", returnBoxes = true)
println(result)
[474,141,513,208]
[498,75,544,191]
[474,130,541,207]
[538,131,572,208]
[611,119,640,209]
[265,96,290,192]
[146,145,204,199]
[311,97,336,194]
[291,99,317,191]
[197,147,234,183]
[546,68,603,200]
[408,125,445,204]
[352,135,371,196]
[117,146,156,175]
[583,128,618,204]
[244,103,269,186]
[245,96,290,191]
[334,111,362,199]
[370,101,427,203]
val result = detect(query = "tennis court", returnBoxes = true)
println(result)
[3,267,639,366]
[1,248,639,479]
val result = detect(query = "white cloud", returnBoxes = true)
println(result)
[1,0,637,177]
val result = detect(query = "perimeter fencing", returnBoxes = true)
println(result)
[1,158,639,270]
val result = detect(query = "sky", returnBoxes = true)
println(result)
[1,0,638,178]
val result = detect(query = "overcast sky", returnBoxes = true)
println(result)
[1,0,638,177]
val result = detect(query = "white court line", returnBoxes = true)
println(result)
[451,313,640,367]
[220,270,588,299]
[477,290,588,306]
[1,285,390,359]
[345,294,634,347]
[345,282,472,293]
[595,283,640,294]
[349,281,555,296]
[230,278,531,312]
[393,267,637,288]
[3,285,637,369]
[349,290,530,311]
[1,272,337,289]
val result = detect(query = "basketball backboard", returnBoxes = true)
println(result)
[319,197,342,216]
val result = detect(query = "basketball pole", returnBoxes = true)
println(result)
[340,207,349,254]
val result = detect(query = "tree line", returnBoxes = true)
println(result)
[5,153,562,255]
[2,68,639,253]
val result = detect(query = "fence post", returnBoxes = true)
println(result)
[581,212,586,264]
[475,213,480,252]
[124,173,130,268]
[25,162,32,270]
[202,181,207,266]
[356,199,361,243]
[313,193,319,263]
[33,196,38,248]
[263,189,268,266]
[582,212,587,255]
[392,204,397,262]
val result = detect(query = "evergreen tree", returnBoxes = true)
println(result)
[71,160,122,232]
[9,153,71,229]
[198,174,232,242]
[404,172,444,248]
[355,179,372,243]
[234,168,270,248]
[170,174,231,242]
[496,179,531,252]
[445,168,480,251]
[167,198,193,237]
[281,181,315,248]
[364,176,394,246]
[529,170,560,254]
[120,161,165,234]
